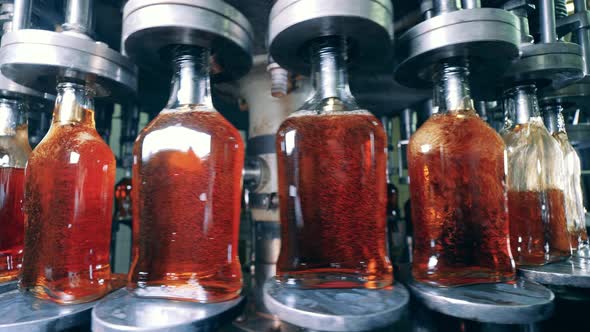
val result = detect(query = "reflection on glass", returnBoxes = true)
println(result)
[20,82,116,304]
[128,46,243,303]
[0,99,30,282]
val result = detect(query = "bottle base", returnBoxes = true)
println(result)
[19,283,111,304]
[514,251,571,267]
[129,283,242,303]
[0,272,17,283]
[412,268,515,287]
[275,270,393,289]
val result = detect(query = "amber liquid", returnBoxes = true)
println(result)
[508,189,571,265]
[129,108,244,303]
[114,177,132,221]
[0,167,25,282]
[276,112,393,289]
[409,110,515,286]
[21,110,116,304]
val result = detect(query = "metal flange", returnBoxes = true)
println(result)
[0,29,137,100]
[540,76,590,109]
[92,289,246,332]
[395,8,521,89]
[0,73,49,102]
[409,279,555,324]
[518,256,590,288]
[122,0,254,80]
[263,279,409,332]
[0,289,97,331]
[268,0,394,74]
[504,42,585,89]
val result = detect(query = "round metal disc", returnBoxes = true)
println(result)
[395,8,521,89]
[268,0,394,74]
[505,42,584,89]
[0,289,97,331]
[518,256,590,288]
[122,0,253,80]
[263,279,409,332]
[541,76,590,109]
[409,279,555,324]
[92,289,246,332]
[0,29,137,100]
[0,281,16,294]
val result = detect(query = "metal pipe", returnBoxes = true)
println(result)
[539,0,558,43]
[573,0,590,74]
[12,0,32,31]
[62,0,94,36]
[575,29,590,74]
[461,0,480,9]
[433,0,459,16]
[574,0,588,12]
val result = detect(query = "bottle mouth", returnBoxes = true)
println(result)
[56,81,96,98]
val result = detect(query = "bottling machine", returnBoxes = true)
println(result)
[0,0,589,331]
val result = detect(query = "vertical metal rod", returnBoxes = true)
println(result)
[573,0,590,74]
[539,0,558,43]
[461,0,480,9]
[62,0,94,36]
[433,0,459,16]
[11,0,32,31]
[574,0,587,12]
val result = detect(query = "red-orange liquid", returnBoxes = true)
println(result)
[114,177,132,221]
[409,110,515,286]
[276,112,393,289]
[0,167,25,282]
[21,110,116,304]
[508,189,571,266]
[129,108,244,303]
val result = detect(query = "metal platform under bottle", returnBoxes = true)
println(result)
[409,279,555,325]
[518,256,590,288]
[92,288,247,332]
[0,281,16,294]
[0,289,98,331]
[263,279,410,332]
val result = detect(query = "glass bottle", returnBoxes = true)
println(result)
[276,36,393,289]
[502,85,571,266]
[408,63,515,286]
[0,99,30,283]
[543,104,588,253]
[129,46,244,303]
[20,82,116,304]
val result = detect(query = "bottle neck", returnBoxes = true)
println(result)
[542,103,566,135]
[503,84,539,126]
[433,64,474,113]
[0,98,27,136]
[52,82,96,127]
[302,36,358,111]
[166,46,214,110]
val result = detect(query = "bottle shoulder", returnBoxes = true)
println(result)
[278,110,384,137]
[409,111,505,154]
[0,136,30,168]
[31,124,114,165]
[135,108,244,153]
[503,122,563,157]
